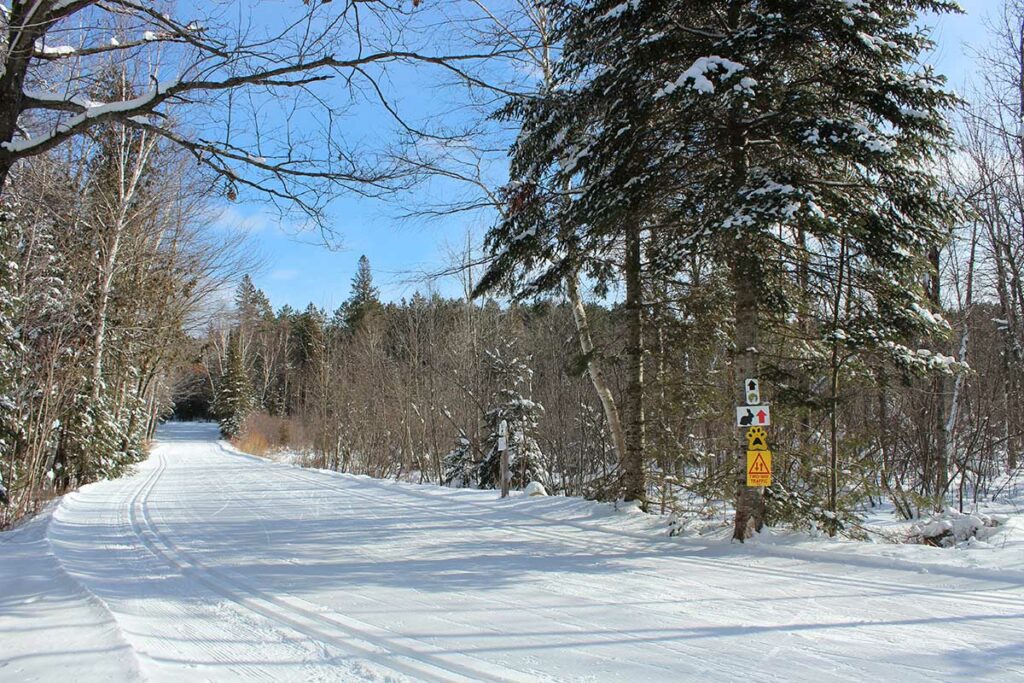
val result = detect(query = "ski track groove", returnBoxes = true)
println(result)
[31,426,1024,683]
[337,473,1024,610]
[199,452,999,681]
[180,451,909,683]
[169,461,703,680]
[259,470,1012,679]
[134,449,545,683]
[52,455,295,681]
[172,462,759,681]
[127,449,319,680]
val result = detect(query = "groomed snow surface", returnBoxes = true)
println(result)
[2,422,1022,681]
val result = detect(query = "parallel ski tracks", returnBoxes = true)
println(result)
[40,431,1024,682]
[184,452,997,681]
[168,461,753,681]
[128,450,545,683]
[188,463,953,683]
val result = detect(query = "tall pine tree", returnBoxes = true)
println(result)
[482,0,960,537]
[215,331,255,438]
[342,255,383,330]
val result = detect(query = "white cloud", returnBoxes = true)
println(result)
[209,204,277,233]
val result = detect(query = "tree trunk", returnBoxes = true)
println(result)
[566,273,628,483]
[0,160,13,195]
[725,15,762,539]
[826,230,848,533]
[0,2,54,195]
[926,246,950,507]
[621,220,646,505]
[90,225,123,399]
[941,226,975,501]
[731,241,763,541]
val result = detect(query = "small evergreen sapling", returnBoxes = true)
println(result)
[442,436,477,488]
[477,346,549,491]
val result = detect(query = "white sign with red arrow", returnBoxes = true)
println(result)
[736,405,771,427]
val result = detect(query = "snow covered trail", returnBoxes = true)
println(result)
[3,422,1021,681]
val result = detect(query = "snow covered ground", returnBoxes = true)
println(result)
[2,422,1023,681]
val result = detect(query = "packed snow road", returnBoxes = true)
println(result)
[3,422,1023,682]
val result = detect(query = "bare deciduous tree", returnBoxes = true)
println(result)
[1,0,511,219]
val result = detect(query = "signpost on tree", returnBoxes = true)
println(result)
[735,405,771,427]
[745,426,772,487]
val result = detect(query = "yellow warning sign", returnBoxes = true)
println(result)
[747,450,772,487]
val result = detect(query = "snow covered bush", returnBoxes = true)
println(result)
[0,207,25,503]
[763,482,865,539]
[524,481,547,497]
[215,331,256,439]
[442,436,478,488]
[910,510,1000,548]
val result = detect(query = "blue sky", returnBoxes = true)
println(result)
[210,0,994,312]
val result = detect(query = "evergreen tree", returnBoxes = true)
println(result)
[59,387,125,486]
[342,255,383,330]
[441,436,477,488]
[10,205,73,498]
[0,206,25,507]
[477,345,548,490]
[236,274,272,323]
[292,304,327,371]
[215,331,255,438]
[482,0,959,537]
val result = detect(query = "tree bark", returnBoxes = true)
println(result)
[566,273,629,485]
[622,220,646,505]
[731,241,763,541]
[926,246,950,508]
[89,125,156,401]
[725,11,762,539]
[824,232,851,532]
[0,1,48,195]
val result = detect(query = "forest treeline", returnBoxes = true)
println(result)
[0,83,248,527]
[199,237,1014,536]
[192,0,1024,538]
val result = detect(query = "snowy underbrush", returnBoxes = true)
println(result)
[222,437,1024,577]
[657,475,1024,584]
[855,474,1024,550]
[257,448,319,467]
[724,476,1024,578]
[907,509,1005,548]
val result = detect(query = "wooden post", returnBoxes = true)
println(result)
[499,419,510,498]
